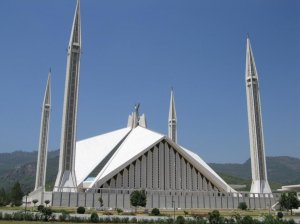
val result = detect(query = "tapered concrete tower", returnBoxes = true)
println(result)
[54,0,81,192]
[245,35,271,193]
[168,89,177,143]
[34,71,51,194]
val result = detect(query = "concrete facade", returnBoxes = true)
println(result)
[95,140,223,193]
[51,189,279,209]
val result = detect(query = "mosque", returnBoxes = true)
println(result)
[26,0,276,209]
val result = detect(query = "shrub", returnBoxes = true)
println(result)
[131,217,138,223]
[32,199,38,207]
[166,218,175,223]
[151,208,160,216]
[192,213,206,222]
[208,210,223,224]
[41,207,53,221]
[0,212,2,220]
[287,219,296,224]
[111,217,121,223]
[176,215,185,224]
[4,213,12,220]
[37,204,44,212]
[11,211,34,221]
[104,217,111,223]
[183,210,189,216]
[241,215,254,224]
[34,213,41,221]
[69,216,86,222]
[44,199,51,207]
[116,208,123,214]
[231,212,241,222]
[238,202,248,210]
[12,211,24,221]
[90,212,99,223]
[77,206,86,214]
[59,211,70,222]
[120,217,129,223]
[25,213,35,221]
[276,211,283,219]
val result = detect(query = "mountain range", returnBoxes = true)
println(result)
[0,150,299,193]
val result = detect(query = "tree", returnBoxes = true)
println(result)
[10,182,23,206]
[0,188,9,206]
[41,207,53,221]
[90,212,99,223]
[130,190,147,212]
[208,210,223,224]
[151,208,160,216]
[277,211,283,219]
[37,204,45,212]
[242,215,254,224]
[116,208,123,215]
[77,206,86,214]
[238,202,247,210]
[32,199,38,207]
[44,200,51,207]
[176,216,185,224]
[279,192,300,215]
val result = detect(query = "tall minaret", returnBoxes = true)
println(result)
[168,89,177,143]
[54,0,81,192]
[245,35,271,193]
[34,71,51,195]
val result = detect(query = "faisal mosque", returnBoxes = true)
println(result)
[26,0,277,209]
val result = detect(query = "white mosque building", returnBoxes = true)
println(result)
[26,0,278,209]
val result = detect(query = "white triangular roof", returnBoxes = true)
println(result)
[90,126,164,187]
[74,126,235,192]
[75,127,131,185]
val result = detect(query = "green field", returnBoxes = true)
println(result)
[0,222,89,224]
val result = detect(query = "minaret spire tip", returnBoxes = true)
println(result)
[168,89,177,143]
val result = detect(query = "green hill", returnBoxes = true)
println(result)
[0,150,299,193]
[209,156,300,187]
[0,150,58,193]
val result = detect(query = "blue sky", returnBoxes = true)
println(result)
[0,0,299,163]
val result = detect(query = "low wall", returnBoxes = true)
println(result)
[51,189,280,209]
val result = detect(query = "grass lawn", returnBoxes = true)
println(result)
[0,222,90,224]
[1,207,299,220]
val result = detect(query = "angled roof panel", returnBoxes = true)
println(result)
[181,146,235,192]
[75,127,131,185]
[91,126,164,187]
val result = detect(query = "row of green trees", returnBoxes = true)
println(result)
[0,182,23,206]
